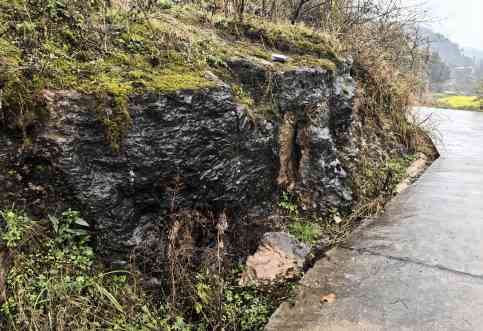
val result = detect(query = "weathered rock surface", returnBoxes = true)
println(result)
[230,58,356,212]
[0,57,376,266]
[27,86,278,259]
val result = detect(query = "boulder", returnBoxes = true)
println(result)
[240,232,309,286]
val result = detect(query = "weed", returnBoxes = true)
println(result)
[278,191,298,217]
[278,192,324,246]
[0,208,188,330]
[1,209,33,248]
[287,221,321,246]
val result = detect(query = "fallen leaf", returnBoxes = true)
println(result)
[320,293,337,304]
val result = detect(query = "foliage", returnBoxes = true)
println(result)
[0,209,188,330]
[278,191,299,217]
[1,209,33,248]
[214,14,341,60]
[428,52,451,84]
[287,221,321,246]
[278,192,322,246]
[188,268,275,331]
[222,281,275,330]
[385,155,417,189]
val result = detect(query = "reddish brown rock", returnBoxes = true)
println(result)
[240,232,309,286]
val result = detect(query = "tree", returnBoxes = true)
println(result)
[428,52,451,84]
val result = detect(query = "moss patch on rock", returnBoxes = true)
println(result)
[0,1,344,150]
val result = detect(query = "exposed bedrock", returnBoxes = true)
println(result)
[2,58,357,263]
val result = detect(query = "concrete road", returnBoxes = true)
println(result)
[266,108,483,331]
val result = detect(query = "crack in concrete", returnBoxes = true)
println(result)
[341,246,483,281]
[296,245,483,292]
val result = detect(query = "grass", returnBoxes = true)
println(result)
[436,95,482,111]
[0,207,284,331]
[287,221,321,246]
[0,209,188,330]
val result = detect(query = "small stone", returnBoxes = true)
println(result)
[334,215,343,224]
[320,293,337,304]
[271,53,289,63]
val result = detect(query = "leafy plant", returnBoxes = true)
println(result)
[0,209,189,330]
[278,191,299,217]
[222,269,275,331]
[287,221,321,246]
[0,209,32,248]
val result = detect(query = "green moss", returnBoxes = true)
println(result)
[0,1,344,149]
[290,56,336,71]
[0,38,21,65]
[140,70,214,92]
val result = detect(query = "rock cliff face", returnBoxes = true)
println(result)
[1,58,358,264]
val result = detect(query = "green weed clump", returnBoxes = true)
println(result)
[0,209,188,330]
[188,269,276,331]
[278,192,322,246]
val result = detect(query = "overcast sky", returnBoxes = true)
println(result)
[422,0,483,50]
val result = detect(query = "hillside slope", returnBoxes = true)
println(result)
[0,1,436,329]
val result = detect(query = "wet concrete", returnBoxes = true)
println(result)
[266,108,483,330]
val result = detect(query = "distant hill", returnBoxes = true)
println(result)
[421,27,473,67]
[420,27,482,94]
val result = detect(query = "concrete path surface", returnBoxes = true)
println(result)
[266,108,483,331]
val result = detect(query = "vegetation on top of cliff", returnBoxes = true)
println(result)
[0,0,344,148]
[212,14,341,60]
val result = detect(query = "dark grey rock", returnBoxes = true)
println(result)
[5,59,361,264]
[273,67,354,211]
[30,86,278,259]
